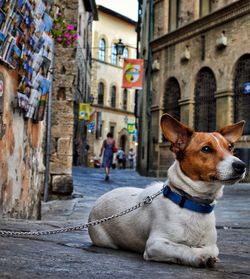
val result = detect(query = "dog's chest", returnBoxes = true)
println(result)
[156,202,216,247]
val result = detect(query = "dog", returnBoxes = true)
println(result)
[88,114,246,267]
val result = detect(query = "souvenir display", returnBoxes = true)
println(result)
[0,0,54,122]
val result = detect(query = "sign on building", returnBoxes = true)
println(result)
[79,103,90,120]
[127,123,136,135]
[122,59,144,89]
[243,83,250,94]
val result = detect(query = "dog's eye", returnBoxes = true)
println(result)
[201,146,213,153]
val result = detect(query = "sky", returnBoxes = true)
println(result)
[95,0,138,21]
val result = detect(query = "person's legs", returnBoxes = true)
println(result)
[130,159,133,169]
[105,167,110,180]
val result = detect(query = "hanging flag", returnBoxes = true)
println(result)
[122,59,144,89]
[127,123,136,135]
[86,111,96,132]
[79,103,90,120]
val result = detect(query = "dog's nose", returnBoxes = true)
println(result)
[232,161,246,175]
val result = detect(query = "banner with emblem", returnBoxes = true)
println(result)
[127,123,136,135]
[122,59,144,89]
[243,83,250,94]
[86,111,96,132]
[79,103,90,120]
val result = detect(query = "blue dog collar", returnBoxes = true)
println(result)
[163,185,214,214]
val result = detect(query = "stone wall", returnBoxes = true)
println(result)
[139,0,250,177]
[50,0,78,195]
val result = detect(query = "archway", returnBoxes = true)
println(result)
[234,54,250,134]
[194,67,216,132]
[163,77,181,120]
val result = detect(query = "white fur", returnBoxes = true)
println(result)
[88,160,223,267]
[217,155,246,182]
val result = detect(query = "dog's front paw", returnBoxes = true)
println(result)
[197,256,219,268]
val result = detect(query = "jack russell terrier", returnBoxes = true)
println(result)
[88,114,246,267]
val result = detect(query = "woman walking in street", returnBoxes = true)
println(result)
[100,132,117,181]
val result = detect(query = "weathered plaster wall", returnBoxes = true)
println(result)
[0,66,45,219]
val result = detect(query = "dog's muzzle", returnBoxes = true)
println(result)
[217,156,247,183]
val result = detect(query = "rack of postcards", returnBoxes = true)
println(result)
[0,0,54,122]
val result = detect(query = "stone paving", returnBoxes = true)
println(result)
[0,167,250,278]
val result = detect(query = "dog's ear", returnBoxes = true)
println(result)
[161,114,193,157]
[217,120,245,143]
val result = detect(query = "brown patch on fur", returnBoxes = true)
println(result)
[180,132,232,181]
[161,113,244,182]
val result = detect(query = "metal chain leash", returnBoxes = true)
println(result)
[0,188,164,237]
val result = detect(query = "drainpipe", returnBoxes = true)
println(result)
[146,0,153,174]
[44,42,54,202]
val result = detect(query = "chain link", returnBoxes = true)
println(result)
[0,188,164,237]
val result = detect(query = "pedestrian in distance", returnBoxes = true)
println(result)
[100,132,117,181]
[116,148,125,169]
[128,148,135,169]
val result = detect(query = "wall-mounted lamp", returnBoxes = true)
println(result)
[0,113,6,140]
[115,39,125,56]
[216,31,227,49]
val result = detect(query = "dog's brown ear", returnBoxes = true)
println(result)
[161,113,193,156]
[217,120,245,143]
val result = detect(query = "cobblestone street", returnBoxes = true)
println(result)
[0,167,250,278]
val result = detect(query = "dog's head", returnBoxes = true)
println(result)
[161,114,246,184]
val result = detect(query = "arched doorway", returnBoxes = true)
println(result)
[194,67,216,132]
[163,77,181,120]
[120,135,127,152]
[234,54,250,135]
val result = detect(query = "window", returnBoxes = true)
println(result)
[234,54,250,134]
[110,125,115,136]
[163,77,180,120]
[169,0,180,32]
[95,113,102,139]
[194,67,216,132]
[123,48,129,59]
[83,29,86,48]
[99,39,105,61]
[163,77,180,142]
[111,45,117,64]
[111,86,116,108]
[78,15,82,36]
[123,89,128,110]
[200,0,211,17]
[98,82,104,105]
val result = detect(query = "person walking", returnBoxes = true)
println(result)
[116,148,125,169]
[128,148,135,169]
[100,132,117,181]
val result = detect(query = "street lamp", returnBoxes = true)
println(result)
[115,39,125,56]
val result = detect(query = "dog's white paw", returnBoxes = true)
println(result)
[196,256,220,268]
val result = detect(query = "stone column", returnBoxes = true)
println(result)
[179,98,195,128]
[215,89,234,129]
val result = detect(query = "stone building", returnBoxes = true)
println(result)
[73,0,98,167]
[137,0,250,178]
[89,5,138,165]
[50,0,97,196]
